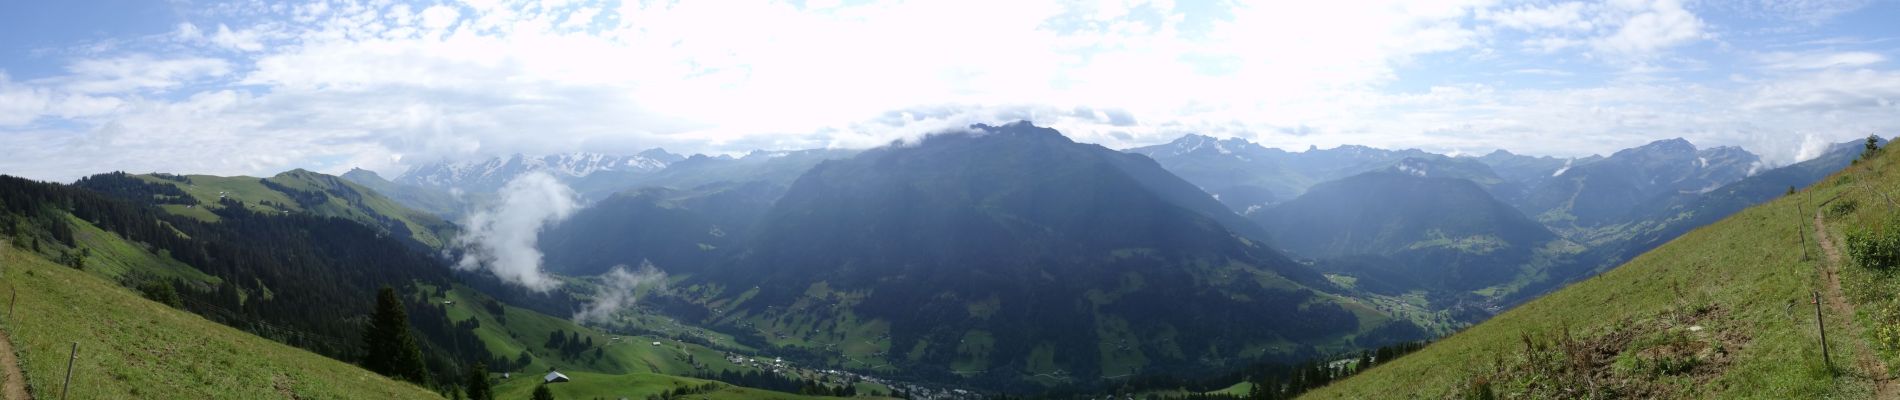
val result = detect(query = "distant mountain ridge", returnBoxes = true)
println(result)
[1518,138,1761,228]
[398,150,685,193]
[1128,135,1502,213]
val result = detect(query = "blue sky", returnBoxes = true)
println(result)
[1,0,1898,181]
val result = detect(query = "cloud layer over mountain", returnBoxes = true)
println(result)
[1,0,1896,181]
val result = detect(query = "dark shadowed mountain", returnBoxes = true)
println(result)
[535,150,858,274]
[539,182,781,276]
[687,122,1394,387]
[1254,170,1557,292]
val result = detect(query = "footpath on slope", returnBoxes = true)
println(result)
[1812,201,1898,399]
[0,320,28,400]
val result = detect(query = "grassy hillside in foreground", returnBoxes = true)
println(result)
[0,242,442,399]
[1304,149,1900,398]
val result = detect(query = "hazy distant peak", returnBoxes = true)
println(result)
[636,148,685,164]
[398,151,681,190]
[966,120,1068,140]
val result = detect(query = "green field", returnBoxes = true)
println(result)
[492,370,859,399]
[0,239,441,399]
[134,171,456,248]
[421,283,757,378]
[1305,150,1900,398]
[61,213,219,286]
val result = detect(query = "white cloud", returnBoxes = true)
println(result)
[1757,50,1885,70]
[173,22,204,42]
[572,262,667,324]
[1744,68,1900,112]
[1495,0,1709,60]
[1483,2,1592,31]
[1724,0,1873,25]
[58,54,232,94]
[1590,0,1707,58]
[211,24,267,52]
[0,0,1895,182]
[453,172,579,292]
[420,5,460,31]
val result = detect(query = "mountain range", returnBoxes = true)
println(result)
[398,149,685,193]
[68,121,1860,395]
[666,122,1404,388]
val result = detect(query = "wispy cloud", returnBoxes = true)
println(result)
[452,172,579,292]
[57,54,231,94]
[1757,50,1885,70]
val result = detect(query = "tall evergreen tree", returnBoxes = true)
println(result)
[531,384,555,400]
[465,362,493,400]
[363,286,429,383]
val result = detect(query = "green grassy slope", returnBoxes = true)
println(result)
[421,284,754,377]
[61,213,218,286]
[131,170,456,248]
[424,285,894,399]
[1304,150,1900,398]
[0,242,442,399]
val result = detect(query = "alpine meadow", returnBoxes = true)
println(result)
[1,1,1898,399]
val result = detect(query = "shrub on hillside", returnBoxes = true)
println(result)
[1877,303,1900,351]
[1846,215,1900,271]
[1827,199,1858,218]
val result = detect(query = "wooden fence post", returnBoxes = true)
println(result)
[1813,291,1831,371]
[1800,199,1810,261]
[61,342,77,400]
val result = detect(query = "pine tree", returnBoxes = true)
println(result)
[465,362,493,400]
[531,384,555,400]
[363,286,429,383]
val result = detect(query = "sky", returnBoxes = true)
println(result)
[1,0,1898,182]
